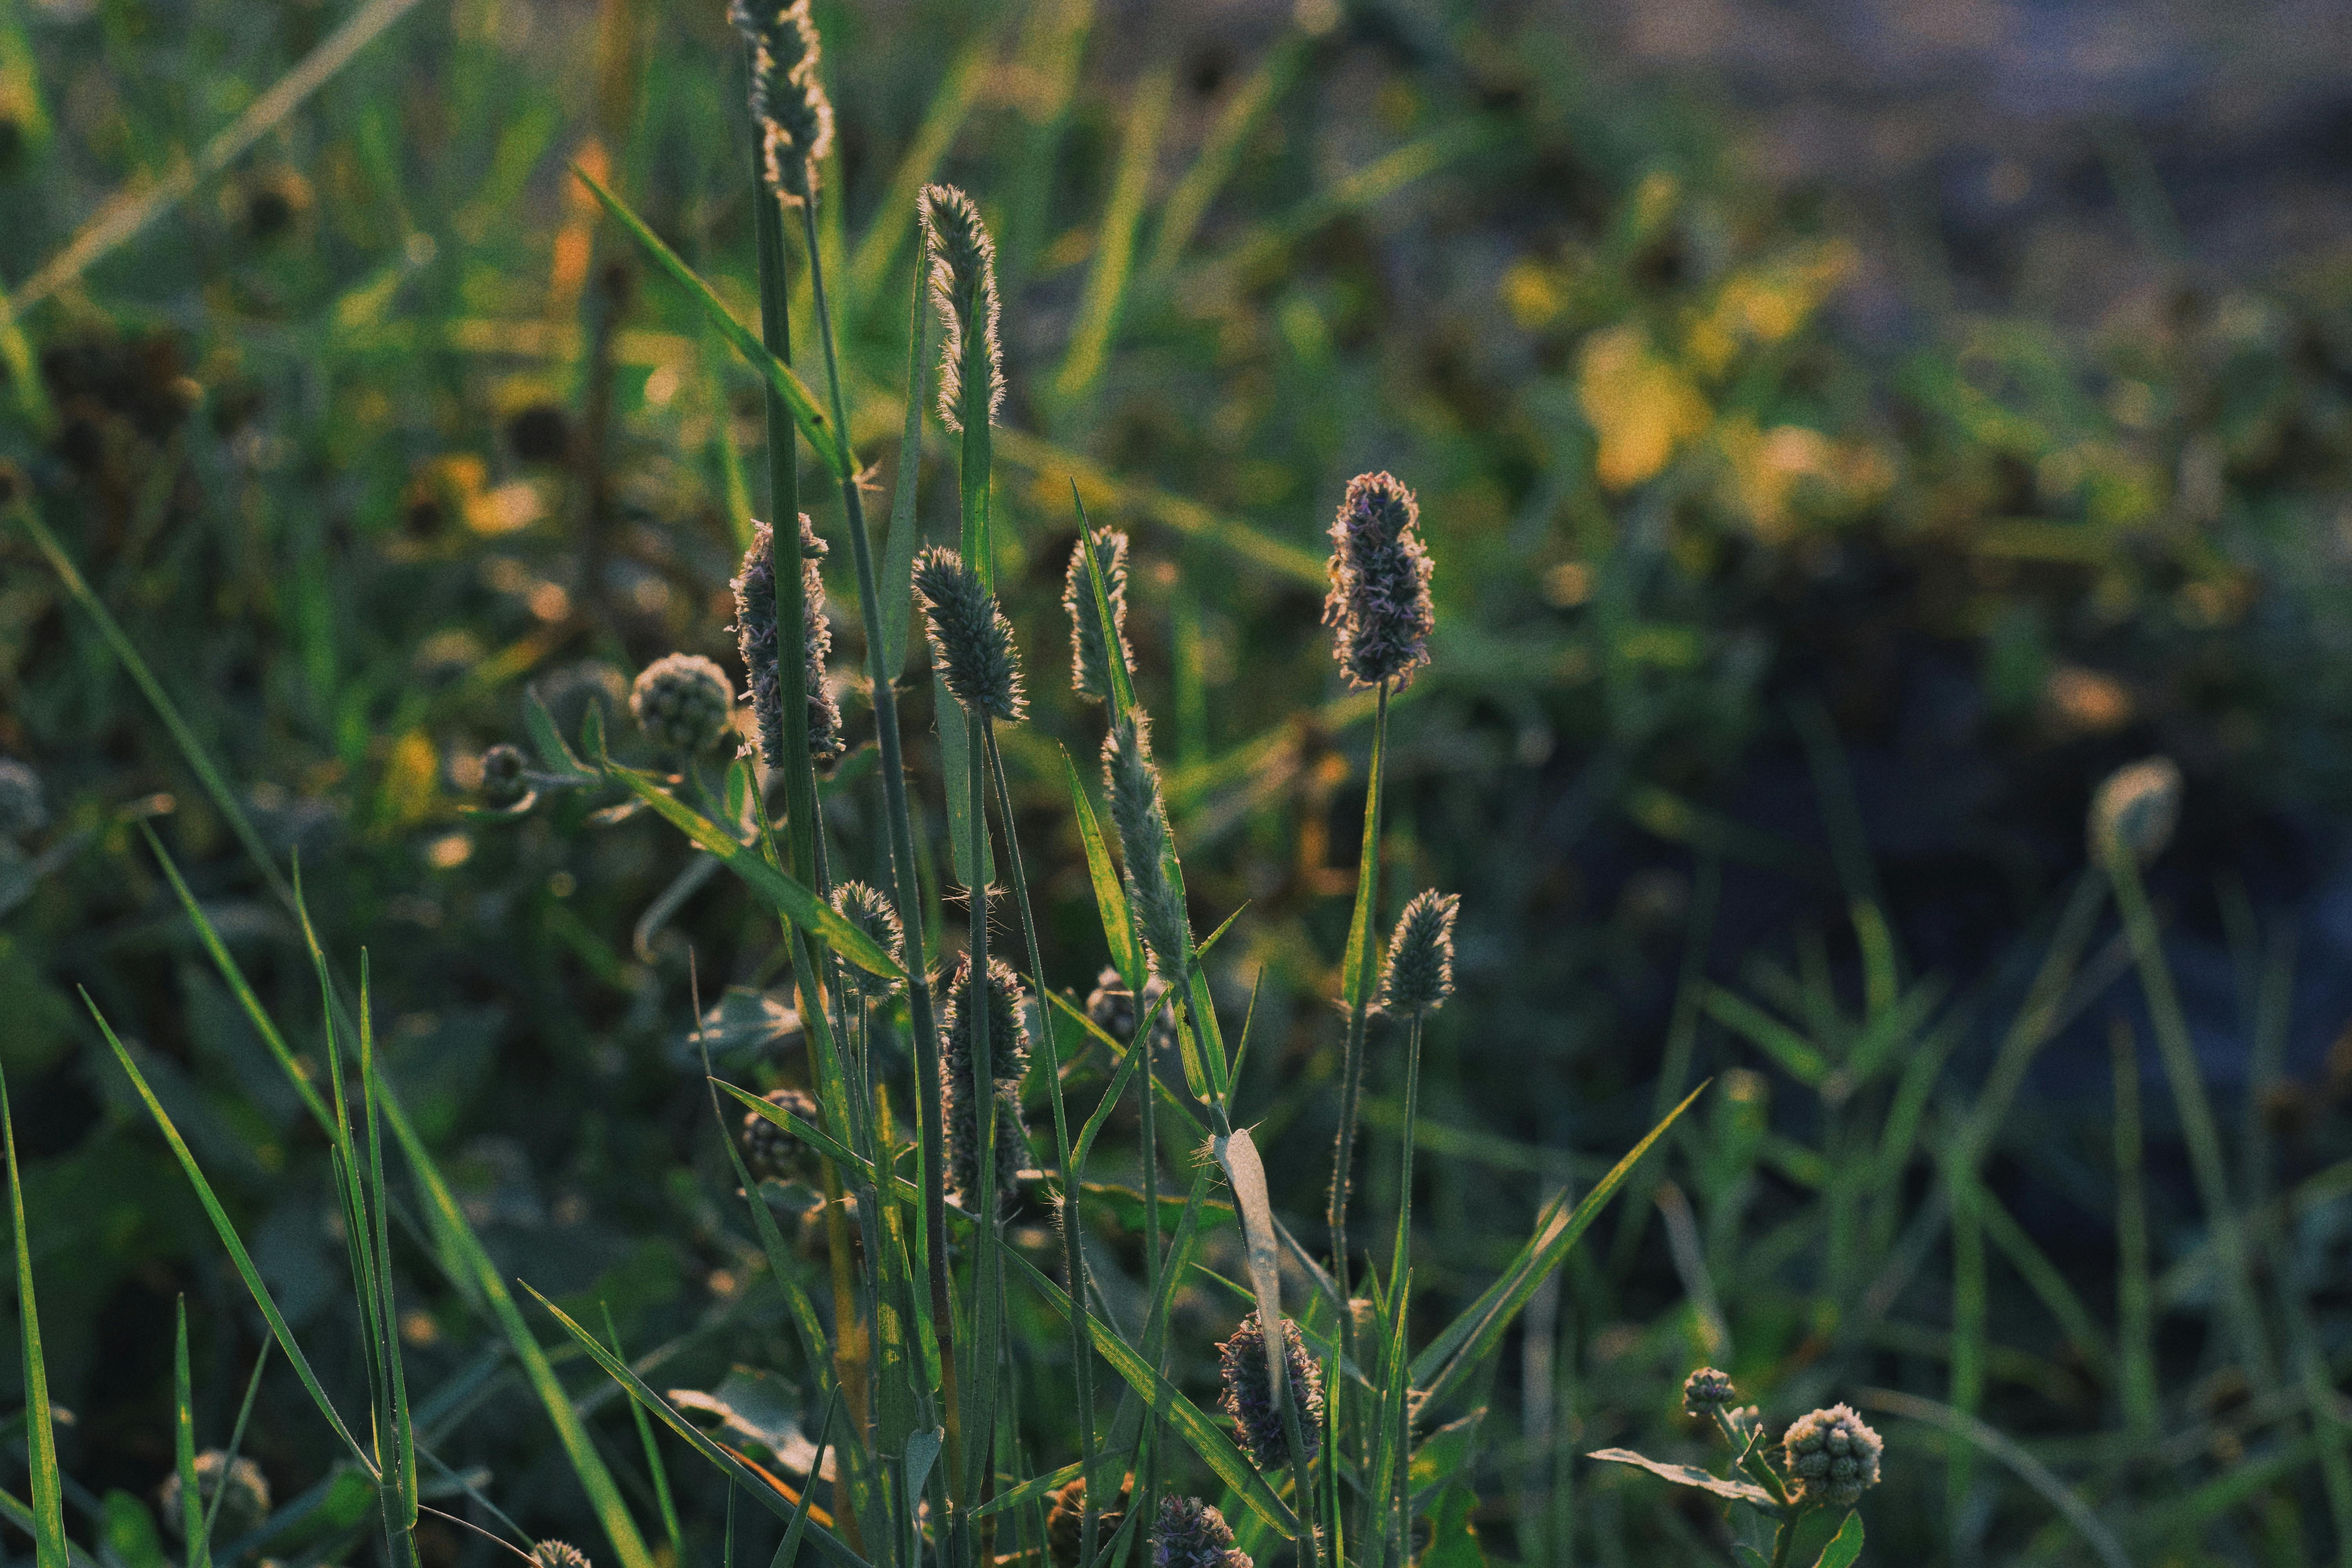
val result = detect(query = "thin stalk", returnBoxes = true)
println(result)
[962,702,1000,1519]
[1327,679,1391,1450]
[1383,1011,1426,1566]
[791,198,958,1459]
[2111,1018,2157,1447]
[982,726,1100,1568]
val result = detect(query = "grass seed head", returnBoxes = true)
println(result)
[940,952,1031,1210]
[1323,470,1435,691]
[920,184,1004,434]
[1379,889,1459,1014]
[1217,1310,1325,1471]
[731,0,832,203]
[732,516,844,770]
[630,653,735,756]
[2089,755,2182,867]
[1782,1403,1883,1508]
[1063,527,1134,704]
[1102,714,1190,978]
[1046,1474,1132,1568]
[913,545,1026,722]
[831,881,907,1000]
[1152,1495,1251,1568]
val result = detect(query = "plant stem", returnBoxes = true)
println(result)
[1328,678,1391,1449]
[963,701,999,1516]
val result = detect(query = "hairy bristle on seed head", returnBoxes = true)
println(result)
[1216,1311,1325,1472]
[939,951,1031,1211]
[1322,470,1435,691]
[1063,528,1134,704]
[1102,713,1190,978]
[730,0,832,203]
[1151,1495,1252,1568]
[731,515,844,771]
[1379,889,1459,1015]
[913,544,1026,722]
[831,882,907,1001]
[919,184,1004,434]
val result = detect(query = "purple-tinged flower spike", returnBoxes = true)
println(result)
[919,184,1004,435]
[1379,890,1459,1015]
[1782,1404,1884,1508]
[1322,470,1434,691]
[631,653,735,756]
[831,882,906,1002]
[1151,1496,1252,1568]
[1217,1310,1325,1471]
[913,545,1025,722]
[730,0,832,204]
[940,953,1031,1211]
[732,516,844,771]
[1064,527,1134,704]
[1681,1366,1737,1417]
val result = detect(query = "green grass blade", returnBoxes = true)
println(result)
[3,1062,69,1568]
[848,36,990,299]
[876,236,928,681]
[1412,1083,1707,1409]
[1053,65,1172,405]
[602,1305,684,1561]
[1062,744,1145,992]
[1139,36,1302,284]
[2112,1020,2156,1446]
[1701,987,1829,1086]
[570,165,847,479]
[174,1299,208,1568]
[199,1339,272,1550]
[85,998,374,1474]
[1852,1389,2128,1568]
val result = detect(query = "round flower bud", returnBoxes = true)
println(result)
[531,1543,591,1568]
[1682,1366,1737,1417]
[631,653,735,755]
[2089,756,2182,868]
[1217,1310,1325,1472]
[742,1087,820,1185]
[1152,1495,1251,1568]
[1781,1403,1883,1508]
[160,1452,270,1542]
[0,757,47,838]
[479,744,529,808]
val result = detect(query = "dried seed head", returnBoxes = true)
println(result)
[831,882,907,1001]
[913,545,1025,722]
[2089,756,2182,868]
[530,1543,592,1568]
[732,516,845,770]
[1217,1311,1325,1472]
[1781,1404,1883,1508]
[479,743,530,808]
[1379,890,1459,1015]
[1322,471,1435,691]
[630,653,736,755]
[1064,528,1135,704]
[919,184,1004,434]
[940,953,1031,1211]
[1045,1474,1133,1568]
[1102,715,1189,978]
[0,757,46,838]
[1681,1366,1737,1417]
[160,1452,270,1542]
[741,1086,820,1185]
[1151,1495,1252,1568]
[730,0,832,203]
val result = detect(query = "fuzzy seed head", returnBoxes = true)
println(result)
[161,1452,269,1542]
[479,743,530,808]
[913,545,1025,721]
[741,1086,820,1185]
[530,1543,591,1568]
[920,184,1004,434]
[1102,715,1190,978]
[630,653,735,755]
[1217,1311,1325,1472]
[1681,1366,1737,1416]
[940,953,1031,1211]
[1152,1496,1251,1568]
[831,882,907,1001]
[733,516,845,770]
[1323,471,1435,691]
[1380,890,1459,1014]
[1782,1404,1883,1508]
[731,0,832,203]
[2089,755,2182,868]
[0,758,46,838]
[1064,528,1135,704]
[1046,1474,1132,1568]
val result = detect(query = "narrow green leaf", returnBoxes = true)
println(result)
[1062,744,1144,992]
[1702,987,1829,1086]
[877,229,928,679]
[604,1306,683,1559]
[523,688,592,777]
[1811,1511,1864,1568]
[571,165,848,479]
[3,1062,69,1568]
[1585,1450,1775,1509]
[935,690,993,888]
[174,1300,208,1568]
[1053,65,1172,403]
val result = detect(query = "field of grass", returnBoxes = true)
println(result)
[4,1,2352,1566]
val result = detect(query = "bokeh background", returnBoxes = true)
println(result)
[4,0,2352,1563]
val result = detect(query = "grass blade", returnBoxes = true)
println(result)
[3,1062,69,1568]
[174,1299,208,1568]
[1062,744,1145,992]
[876,234,929,680]
[603,1305,684,1562]
[1053,65,1172,405]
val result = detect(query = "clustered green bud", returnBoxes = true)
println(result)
[1151,1495,1251,1568]
[530,1542,591,1568]
[913,545,1025,722]
[630,653,735,755]
[1322,470,1435,691]
[1781,1404,1883,1509]
[1217,1310,1325,1472]
[479,743,530,808]
[1063,527,1134,704]
[1682,1366,1737,1416]
[1379,889,1459,1015]
[831,882,906,1002]
[919,183,1004,435]
[729,0,832,204]
[1102,714,1189,979]
[2089,755,2182,867]
[741,1086,819,1185]
[940,953,1030,1211]
[160,1451,269,1542]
